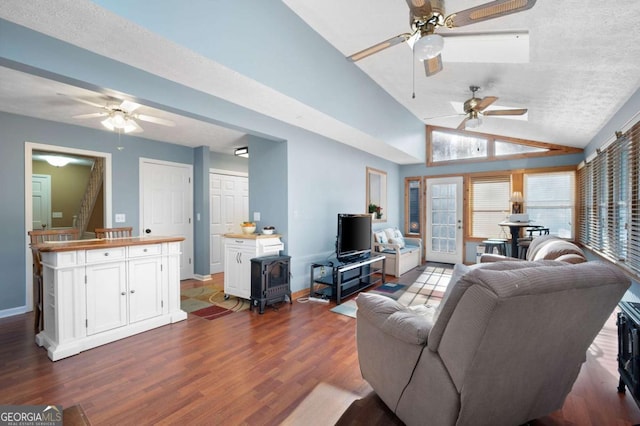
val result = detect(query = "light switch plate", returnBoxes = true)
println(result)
[115,213,126,223]
[52,212,63,218]
[253,212,261,221]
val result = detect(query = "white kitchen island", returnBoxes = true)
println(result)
[33,236,187,361]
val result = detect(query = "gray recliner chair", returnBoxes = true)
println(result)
[356,260,629,426]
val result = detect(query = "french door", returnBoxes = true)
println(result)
[426,176,463,264]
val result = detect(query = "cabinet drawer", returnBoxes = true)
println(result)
[128,244,162,257]
[85,247,126,263]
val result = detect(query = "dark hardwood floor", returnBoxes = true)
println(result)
[1,269,639,425]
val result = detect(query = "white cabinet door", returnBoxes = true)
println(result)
[128,256,164,323]
[86,262,127,335]
[224,244,253,299]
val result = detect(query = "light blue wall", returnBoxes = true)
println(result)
[248,135,288,247]
[193,146,210,276]
[1,111,400,312]
[0,15,416,302]
[90,0,425,159]
[286,129,400,289]
[210,152,249,174]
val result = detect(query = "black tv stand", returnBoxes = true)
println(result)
[617,301,640,408]
[309,254,385,305]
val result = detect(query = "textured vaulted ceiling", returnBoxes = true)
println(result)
[1,1,639,162]
[284,0,640,147]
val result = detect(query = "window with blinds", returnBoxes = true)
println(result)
[577,119,640,273]
[470,175,510,238]
[524,171,575,238]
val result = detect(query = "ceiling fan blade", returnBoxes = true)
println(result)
[425,113,464,120]
[476,96,498,111]
[136,114,176,127]
[72,112,109,119]
[347,33,411,62]
[119,100,141,113]
[457,116,470,130]
[482,108,528,116]
[126,118,143,133]
[405,0,432,19]
[446,0,536,28]
[424,54,443,76]
[58,94,106,110]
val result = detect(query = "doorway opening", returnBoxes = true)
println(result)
[24,142,112,311]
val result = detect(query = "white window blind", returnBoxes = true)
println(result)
[470,175,510,238]
[524,171,575,238]
[577,119,640,274]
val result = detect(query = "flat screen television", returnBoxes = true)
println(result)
[336,213,372,262]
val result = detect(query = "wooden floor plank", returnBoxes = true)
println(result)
[0,269,639,425]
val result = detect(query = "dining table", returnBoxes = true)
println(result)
[498,221,535,258]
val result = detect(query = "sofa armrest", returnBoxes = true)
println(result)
[404,237,422,248]
[356,293,433,345]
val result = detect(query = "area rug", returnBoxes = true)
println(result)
[370,282,407,300]
[281,383,359,426]
[180,281,250,320]
[329,299,358,318]
[393,263,452,310]
[329,263,453,319]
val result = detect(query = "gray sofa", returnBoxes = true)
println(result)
[481,235,587,264]
[356,260,629,426]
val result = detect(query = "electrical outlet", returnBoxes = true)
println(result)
[320,266,325,277]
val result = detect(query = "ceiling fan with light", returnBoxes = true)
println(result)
[425,85,528,129]
[62,95,175,133]
[347,0,537,77]
[455,85,527,129]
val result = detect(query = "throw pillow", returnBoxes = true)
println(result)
[384,227,404,241]
[389,236,405,248]
[383,227,396,241]
[374,231,388,244]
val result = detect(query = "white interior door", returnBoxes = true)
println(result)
[426,176,463,264]
[210,173,248,274]
[140,159,193,280]
[32,174,51,230]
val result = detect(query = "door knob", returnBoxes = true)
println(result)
[145,229,151,234]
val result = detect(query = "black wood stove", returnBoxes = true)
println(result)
[250,255,291,314]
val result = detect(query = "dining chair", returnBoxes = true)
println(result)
[95,227,133,239]
[28,228,81,333]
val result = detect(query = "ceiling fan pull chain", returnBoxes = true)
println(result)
[412,47,416,99]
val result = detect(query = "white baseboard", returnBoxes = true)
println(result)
[193,274,212,281]
[0,305,29,319]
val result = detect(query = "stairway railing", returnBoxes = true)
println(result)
[76,157,104,235]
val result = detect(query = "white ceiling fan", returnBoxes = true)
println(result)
[347,0,537,76]
[61,95,175,133]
